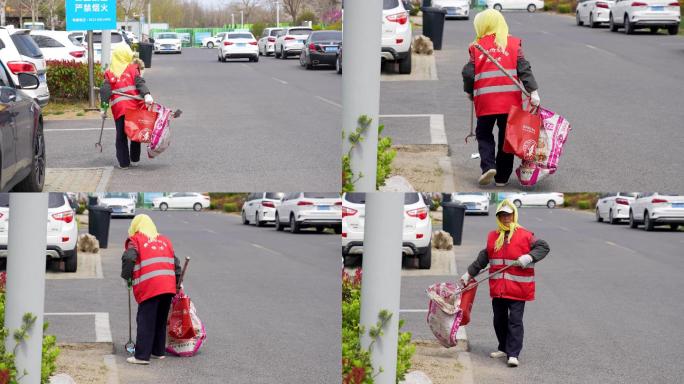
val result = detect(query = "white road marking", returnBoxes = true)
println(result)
[535,217,543,222]
[251,243,283,255]
[585,44,617,57]
[541,30,551,35]
[400,309,428,313]
[315,95,342,109]
[45,312,112,342]
[46,128,115,132]
[558,226,570,232]
[241,63,255,71]
[205,229,218,234]
[272,77,288,85]
[605,241,637,253]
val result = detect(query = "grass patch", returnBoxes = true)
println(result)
[563,193,600,210]
[43,100,89,116]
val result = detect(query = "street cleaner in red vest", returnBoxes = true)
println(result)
[462,9,540,187]
[460,199,549,367]
[121,214,181,365]
[99,44,155,169]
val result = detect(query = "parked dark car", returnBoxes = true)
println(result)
[0,60,44,191]
[299,30,343,70]
[336,42,343,74]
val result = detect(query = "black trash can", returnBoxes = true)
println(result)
[88,195,99,207]
[88,205,112,249]
[422,0,432,6]
[138,42,154,69]
[442,202,466,246]
[421,7,447,50]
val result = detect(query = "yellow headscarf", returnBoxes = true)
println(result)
[473,9,510,51]
[128,214,159,240]
[494,199,520,251]
[109,44,135,77]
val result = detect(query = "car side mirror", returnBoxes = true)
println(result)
[18,73,39,90]
[0,87,16,103]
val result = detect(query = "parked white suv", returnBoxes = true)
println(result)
[610,0,681,34]
[274,27,312,59]
[451,192,490,215]
[275,192,341,233]
[242,192,285,227]
[99,192,136,218]
[576,0,615,28]
[507,192,564,209]
[0,27,50,106]
[341,192,433,269]
[382,0,413,74]
[83,31,128,63]
[258,28,284,56]
[595,192,638,224]
[629,193,684,231]
[153,192,210,211]
[433,0,471,19]
[0,193,79,272]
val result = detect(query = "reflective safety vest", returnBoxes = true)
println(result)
[486,227,536,301]
[104,64,143,120]
[469,35,522,117]
[126,233,176,304]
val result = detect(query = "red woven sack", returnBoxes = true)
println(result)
[458,280,478,326]
[124,108,158,143]
[167,292,197,340]
[504,105,541,161]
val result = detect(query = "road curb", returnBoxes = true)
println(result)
[103,354,120,384]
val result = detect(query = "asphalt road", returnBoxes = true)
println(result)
[44,209,341,383]
[43,48,341,191]
[400,207,684,383]
[380,11,684,191]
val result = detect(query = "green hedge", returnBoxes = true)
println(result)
[577,200,591,210]
[223,203,238,212]
[558,4,572,13]
[46,60,103,101]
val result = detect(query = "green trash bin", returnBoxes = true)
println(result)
[139,42,154,69]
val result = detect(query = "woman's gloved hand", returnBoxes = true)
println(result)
[530,90,540,107]
[144,93,154,106]
[460,272,471,288]
[516,254,534,268]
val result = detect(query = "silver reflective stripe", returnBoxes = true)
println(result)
[489,259,505,266]
[109,96,128,107]
[489,273,535,283]
[490,259,534,268]
[112,85,137,93]
[474,84,521,97]
[132,269,175,286]
[133,257,175,272]
[474,69,517,82]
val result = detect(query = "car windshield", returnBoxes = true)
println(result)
[384,0,400,9]
[103,193,131,199]
[11,34,43,58]
[228,33,253,39]
[311,31,342,41]
[289,29,312,36]
[31,35,65,48]
[270,29,283,36]
[0,193,65,208]
[345,193,419,205]
[619,192,639,198]
[265,193,284,200]
[303,193,339,199]
[158,34,178,39]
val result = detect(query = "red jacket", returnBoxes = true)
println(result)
[469,35,522,117]
[104,64,143,120]
[126,233,177,304]
[486,227,536,301]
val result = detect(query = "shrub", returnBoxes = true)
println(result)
[342,116,397,192]
[328,20,343,31]
[558,4,572,13]
[46,60,104,101]
[209,203,217,210]
[223,203,238,212]
[0,272,60,383]
[577,200,591,210]
[322,8,342,25]
[297,10,319,26]
[250,22,267,39]
[342,269,415,383]
[76,203,86,215]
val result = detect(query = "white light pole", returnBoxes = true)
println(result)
[232,13,235,28]
[275,1,280,27]
[359,192,404,384]
[4,193,48,384]
[241,11,244,29]
[342,0,382,191]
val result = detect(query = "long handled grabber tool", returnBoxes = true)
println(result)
[465,99,476,143]
[125,279,136,355]
[178,257,190,291]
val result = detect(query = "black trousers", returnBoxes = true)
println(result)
[476,114,514,183]
[492,298,526,358]
[115,116,141,167]
[135,293,173,361]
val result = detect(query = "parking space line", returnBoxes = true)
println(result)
[605,241,637,253]
[251,243,284,256]
[558,226,570,232]
[272,77,288,85]
[585,44,617,57]
[46,128,115,132]
[315,95,342,109]
[44,312,112,343]
[535,217,543,222]
[205,229,218,234]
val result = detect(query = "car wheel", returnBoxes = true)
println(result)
[609,14,618,32]
[644,211,654,231]
[334,225,342,235]
[193,203,202,212]
[160,202,168,211]
[527,4,536,12]
[629,210,638,228]
[547,200,556,209]
[275,213,284,231]
[64,248,78,273]
[14,123,45,192]
[493,4,502,11]
[315,226,325,233]
[624,14,634,34]
[256,212,265,227]
[513,200,522,208]
[281,48,286,59]
[596,208,604,222]
[241,210,249,225]
[336,55,342,74]
[275,48,280,58]
[418,245,432,270]
[343,254,360,268]
[576,12,584,26]
[398,50,412,74]
[306,56,313,70]
[207,42,214,49]
[649,27,659,34]
[608,209,617,225]
[668,25,679,35]
[253,55,259,62]
[589,13,597,28]
[670,224,680,231]
[289,215,301,233]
